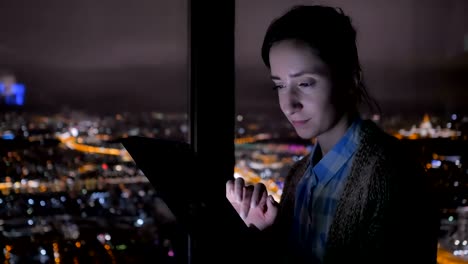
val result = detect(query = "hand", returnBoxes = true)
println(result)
[226,177,278,231]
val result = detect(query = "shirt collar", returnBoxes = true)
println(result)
[309,117,362,182]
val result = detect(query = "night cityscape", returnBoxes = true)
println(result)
[1,0,468,263]
[0,109,467,263]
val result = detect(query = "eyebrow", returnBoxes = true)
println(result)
[270,70,322,80]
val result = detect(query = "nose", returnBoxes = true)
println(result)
[282,87,303,115]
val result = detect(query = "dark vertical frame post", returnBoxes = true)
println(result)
[188,3,235,162]
[188,0,236,263]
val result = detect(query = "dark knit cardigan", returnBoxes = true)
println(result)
[267,120,439,264]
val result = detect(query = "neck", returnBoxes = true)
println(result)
[317,113,355,156]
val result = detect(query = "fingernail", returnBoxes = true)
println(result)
[240,211,246,220]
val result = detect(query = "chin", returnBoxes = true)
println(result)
[295,129,316,140]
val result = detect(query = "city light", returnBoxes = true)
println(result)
[1,110,468,262]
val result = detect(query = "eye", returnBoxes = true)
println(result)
[272,84,285,90]
[298,80,316,88]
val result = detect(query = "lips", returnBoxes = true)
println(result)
[291,119,310,126]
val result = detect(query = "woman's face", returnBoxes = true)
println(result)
[269,39,342,140]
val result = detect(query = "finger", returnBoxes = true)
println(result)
[226,180,234,201]
[257,189,268,210]
[267,195,279,213]
[264,195,279,226]
[251,183,267,208]
[234,177,245,202]
[240,185,253,219]
[267,195,278,204]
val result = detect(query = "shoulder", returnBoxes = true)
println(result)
[278,152,310,208]
[355,120,427,197]
[358,120,399,155]
[353,120,426,191]
[357,120,418,167]
[289,153,311,177]
[281,153,310,196]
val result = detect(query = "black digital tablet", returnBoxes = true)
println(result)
[119,136,247,232]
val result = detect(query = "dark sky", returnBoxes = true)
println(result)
[1,0,467,115]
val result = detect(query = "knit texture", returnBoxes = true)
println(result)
[271,120,438,264]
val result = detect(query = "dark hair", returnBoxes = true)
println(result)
[261,5,379,115]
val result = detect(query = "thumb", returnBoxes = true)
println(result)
[266,195,279,215]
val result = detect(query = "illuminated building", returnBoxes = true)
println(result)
[395,114,461,140]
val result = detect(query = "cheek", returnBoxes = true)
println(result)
[302,96,320,112]
[277,94,288,112]
[303,95,332,119]
[312,89,334,111]
[315,99,339,124]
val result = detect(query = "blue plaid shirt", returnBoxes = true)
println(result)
[291,118,362,263]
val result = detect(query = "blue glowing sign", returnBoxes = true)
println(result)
[0,82,25,106]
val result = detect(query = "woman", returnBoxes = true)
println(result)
[226,5,438,264]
